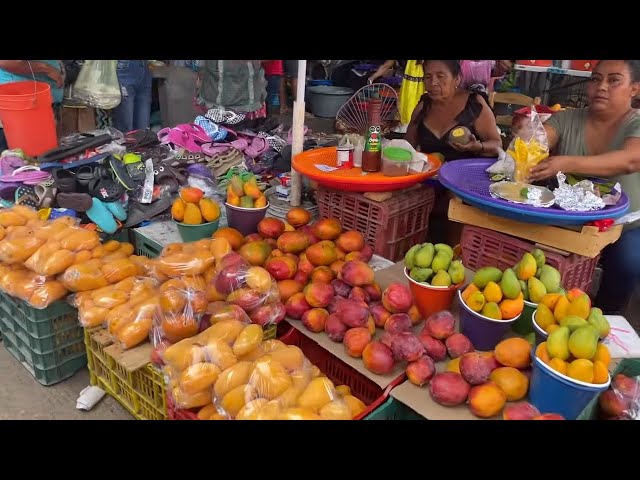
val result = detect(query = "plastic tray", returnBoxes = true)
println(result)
[315,185,435,262]
[293,147,441,192]
[438,158,630,225]
[461,225,600,292]
[167,322,404,420]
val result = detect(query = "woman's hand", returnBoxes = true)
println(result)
[43,64,64,88]
[448,134,483,154]
[529,156,573,182]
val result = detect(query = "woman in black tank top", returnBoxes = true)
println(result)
[405,60,501,162]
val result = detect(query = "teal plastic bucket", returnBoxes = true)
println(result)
[175,219,219,242]
[529,350,610,420]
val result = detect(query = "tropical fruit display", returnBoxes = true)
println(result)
[225,172,268,209]
[459,266,525,320]
[533,287,611,339]
[161,321,367,420]
[597,372,640,420]
[171,187,221,224]
[404,242,464,287]
[511,249,563,303]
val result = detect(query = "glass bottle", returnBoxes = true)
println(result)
[361,98,383,173]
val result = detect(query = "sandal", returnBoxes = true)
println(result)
[52,168,77,193]
[205,108,246,125]
[38,133,112,163]
[15,185,40,209]
[174,124,211,143]
[88,177,125,202]
[124,129,159,151]
[34,179,57,209]
[194,116,228,142]
[244,136,269,158]
[157,128,203,153]
[86,197,118,234]
[123,153,146,183]
[109,156,136,191]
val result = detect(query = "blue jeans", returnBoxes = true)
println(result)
[265,75,281,107]
[112,60,152,133]
[595,227,640,314]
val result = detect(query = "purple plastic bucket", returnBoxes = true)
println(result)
[457,288,520,351]
[225,202,269,236]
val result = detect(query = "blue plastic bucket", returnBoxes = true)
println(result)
[531,309,549,346]
[529,351,610,420]
[457,288,520,351]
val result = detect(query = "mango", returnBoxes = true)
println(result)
[461,283,479,302]
[199,198,220,222]
[531,248,546,269]
[473,267,502,289]
[414,243,434,268]
[431,270,452,287]
[410,267,433,283]
[548,358,568,375]
[448,260,465,284]
[240,196,254,208]
[494,337,531,369]
[540,293,562,310]
[535,342,551,364]
[593,343,611,368]
[520,280,529,301]
[483,281,503,303]
[516,253,537,281]
[553,295,570,322]
[254,195,267,208]
[568,325,599,360]
[466,291,486,312]
[230,176,244,196]
[535,303,556,330]
[182,202,203,225]
[500,268,521,300]
[297,377,336,413]
[431,251,451,273]
[545,324,561,335]
[587,307,610,339]
[527,277,547,304]
[567,294,591,320]
[434,243,454,259]
[547,326,570,361]
[567,359,594,383]
[592,360,609,384]
[559,315,589,332]
[243,181,262,200]
[404,244,422,269]
[498,292,524,319]
[481,302,502,320]
[226,185,240,206]
[538,265,561,293]
[171,198,186,222]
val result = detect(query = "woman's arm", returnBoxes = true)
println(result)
[368,60,396,83]
[530,137,640,181]
[405,101,424,149]
[0,60,63,87]
[450,94,502,156]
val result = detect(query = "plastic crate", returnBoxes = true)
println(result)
[577,358,640,420]
[364,397,425,420]
[133,230,163,258]
[461,225,600,292]
[0,292,78,339]
[168,322,404,420]
[84,328,167,420]
[315,185,435,262]
[0,316,86,386]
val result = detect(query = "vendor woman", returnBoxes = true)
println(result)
[530,59,640,315]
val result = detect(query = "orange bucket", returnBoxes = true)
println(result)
[404,268,463,319]
[0,81,58,157]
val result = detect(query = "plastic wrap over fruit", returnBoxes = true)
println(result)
[156,240,217,278]
[599,373,640,420]
[0,266,68,309]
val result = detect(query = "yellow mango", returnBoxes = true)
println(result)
[254,195,267,208]
[535,303,556,329]
[343,395,366,417]
[567,294,591,320]
[171,198,186,222]
[296,376,336,413]
[567,359,594,383]
[516,253,537,281]
[243,181,262,200]
[199,198,220,222]
[232,324,264,357]
[319,400,352,420]
[466,291,486,312]
[249,356,292,400]
[483,281,503,303]
[499,292,524,319]
[183,203,203,225]
[220,384,255,418]
[226,185,241,206]
[548,357,568,375]
[278,407,322,420]
[235,398,269,420]
[214,361,254,400]
[179,362,221,395]
[592,360,609,384]
[540,293,562,310]
[481,302,502,320]
[554,295,571,322]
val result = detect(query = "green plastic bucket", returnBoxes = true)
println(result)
[175,219,219,243]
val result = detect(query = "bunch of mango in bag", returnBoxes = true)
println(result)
[226,173,267,209]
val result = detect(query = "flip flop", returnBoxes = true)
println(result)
[158,128,203,153]
[15,185,40,209]
[244,136,269,158]
[86,197,118,234]
[124,129,159,151]
[109,156,136,191]
[194,116,228,142]
[123,153,146,183]
[174,124,211,143]
[52,169,77,193]
[124,195,172,228]
[0,154,25,176]
[105,201,127,221]
[0,183,19,201]
[186,164,213,180]
[0,165,51,184]
[205,108,246,125]
[34,179,57,209]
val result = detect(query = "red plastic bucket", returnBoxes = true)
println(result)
[0,81,58,157]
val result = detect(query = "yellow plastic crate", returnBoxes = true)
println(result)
[84,328,167,420]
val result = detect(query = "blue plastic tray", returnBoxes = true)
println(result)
[438,158,630,226]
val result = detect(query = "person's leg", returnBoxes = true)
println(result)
[284,60,298,102]
[279,75,289,113]
[111,60,137,133]
[265,74,281,116]
[594,227,640,314]
[132,62,152,130]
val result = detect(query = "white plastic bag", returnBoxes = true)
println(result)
[73,60,122,109]
[382,139,431,173]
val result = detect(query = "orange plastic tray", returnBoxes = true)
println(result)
[292,147,441,192]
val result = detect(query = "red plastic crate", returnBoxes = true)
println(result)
[315,185,435,262]
[167,322,404,420]
[461,225,600,293]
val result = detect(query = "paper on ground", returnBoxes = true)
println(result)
[602,315,640,359]
[76,385,106,411]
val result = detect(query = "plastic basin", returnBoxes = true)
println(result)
[175,219,219,242]
[405,268,462,320]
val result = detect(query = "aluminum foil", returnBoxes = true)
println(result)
[553,172,605,212]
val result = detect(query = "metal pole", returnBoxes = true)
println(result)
[289,60,307,207]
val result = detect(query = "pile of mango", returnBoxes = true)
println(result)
[225,173,267,209]
[461,266,524,321]
[171,187,221,225]
[535,289,611,384]
[511,249,563,303]
[404,243,465,287]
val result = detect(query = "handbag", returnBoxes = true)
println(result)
[73,60,122,109]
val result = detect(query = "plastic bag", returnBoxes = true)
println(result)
[212,253,286,326]
[599,373,640,420]
[506,107,549,183]
[156,241,216,278]
[73,60,122,109]
[0,267,68,309]
[153,280,208,345]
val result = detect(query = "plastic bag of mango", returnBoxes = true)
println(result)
[163,321,367,420]
[506,107,550,183]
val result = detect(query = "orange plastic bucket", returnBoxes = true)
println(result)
[0,81,58,156]
[404,268,463,319]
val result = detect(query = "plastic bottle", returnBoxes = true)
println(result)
[362,99,383,172]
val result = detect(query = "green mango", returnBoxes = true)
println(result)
[431,251,452,273]
[531,248,546,269]
[472,267,503,289]
[404,244,422,270]
[501,268,521,300]
[587,307,611,339]
[410,267,433,283]
[547,326,570,361]
[431,270,452,287]
[448,260,465,285]
[414,243,435,268]
[539,265,561,294]
[240,196,254,208]
[527,277,547,304]
[559,315,589,332]
[434,243,454,260]
[568,325,599,360]
[519,280,529,301]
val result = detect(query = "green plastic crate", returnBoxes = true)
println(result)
[365,397,425,420]
[0,319,86,386]
[133,230,163,258]
[577,358,640,420]
[101,228,132,244]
